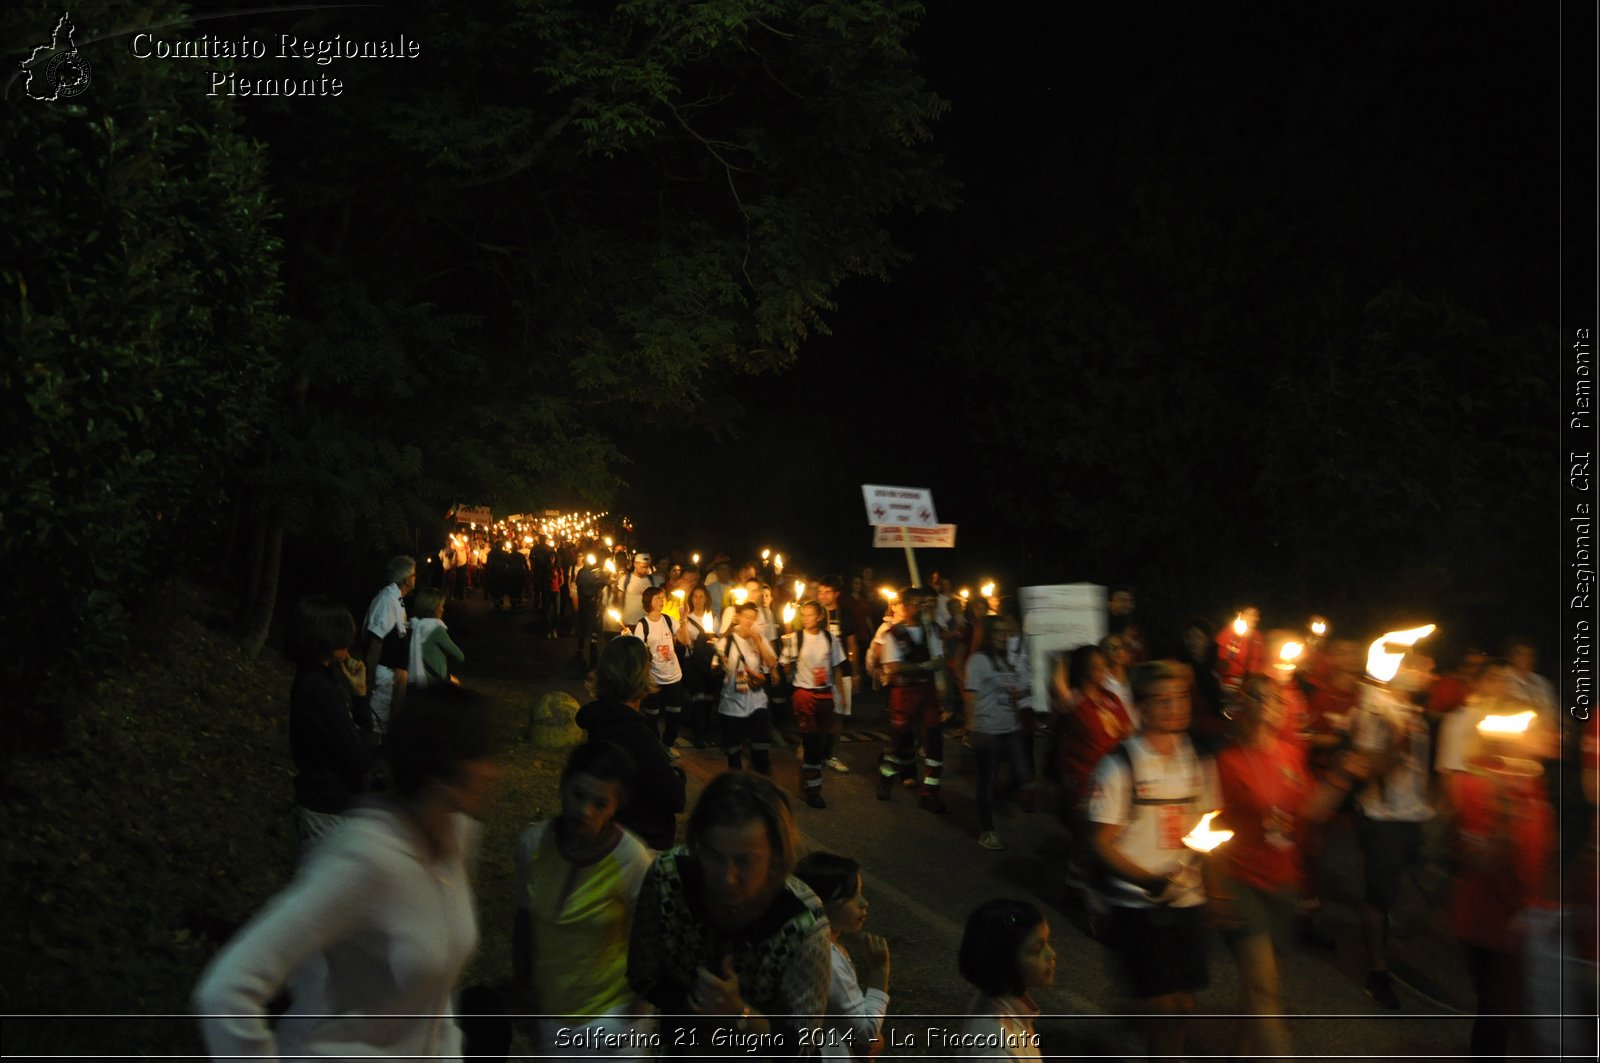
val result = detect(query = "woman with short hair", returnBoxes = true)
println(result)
[287,595,375,845]
[576,638,686,851]
[627,772,831,1056]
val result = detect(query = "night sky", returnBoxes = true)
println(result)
[617,1,1568,649]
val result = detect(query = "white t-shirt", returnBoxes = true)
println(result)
[1351,687,1434,822]
[965,653,1020,735]
[821,941,889,1061]
[1086,735,1216,909]
[631,615,683,686]
[718,631,773,717]
[879,623,935,666]
[617,571,654,626]
[363,582,409,643]
[782,628,846,691]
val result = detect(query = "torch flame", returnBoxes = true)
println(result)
[980,581,996,599]
[1365,624,1437,683]
[672,589,686,601]
[1477,711,1536,736]
[606,608,622,625]
[773,553,784,574]
[733,587,748,605]
[585,553,597,566]
[782,602,797,625]
[604,536,613,548]
[879,587,898,601]
[1279,641,1304,664]
[761,548,771,561]
[959,588,970,600]
[1182,810,1234,854]
[1232,614,1248,637]
[692,553,701,566]
[794,580,805,600]
[603,558,616,574]
[702,612,715,630]
[1310,616,1328,637]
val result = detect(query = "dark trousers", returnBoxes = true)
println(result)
[972,730,1034,831]
[722,708,772,773]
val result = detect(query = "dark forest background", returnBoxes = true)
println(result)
[2,0,1582,752]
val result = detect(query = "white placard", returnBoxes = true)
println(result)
[873,524,957,548]
[862,484,938,527]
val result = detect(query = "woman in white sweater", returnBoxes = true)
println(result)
[193,686,501,1060]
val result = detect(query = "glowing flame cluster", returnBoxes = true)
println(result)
[1477,711,1535,736]
[1365,624,1437,683]
[1182,810,1234,854]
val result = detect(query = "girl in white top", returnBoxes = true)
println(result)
[718,602,778,773]
[631,586,690,756]
[955,899,1056,1061]
[965,618,1034,850]
[794,852,891,1061]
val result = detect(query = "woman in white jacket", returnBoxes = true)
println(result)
[193,685,501,1060]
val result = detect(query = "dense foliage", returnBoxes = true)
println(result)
[1,1,284,743]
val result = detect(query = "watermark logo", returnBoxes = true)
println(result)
[20,12,91,101]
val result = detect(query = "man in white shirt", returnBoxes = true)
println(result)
[616,552,655,627]
[1087,660,1217,1061]
[876,588,948,812]
[362,555,415,735]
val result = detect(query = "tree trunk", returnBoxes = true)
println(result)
[218,487,243,586]
[239,518,283,657]
[239,517,265,628]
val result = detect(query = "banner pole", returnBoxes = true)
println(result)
[901,526,921,586]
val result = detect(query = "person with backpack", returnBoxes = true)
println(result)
[616,551,657,627]
[717,602,779,774]
[781,601,847,809]
[877,587,949,813]
[1085,660,1219,1061]
[630,585,689,759]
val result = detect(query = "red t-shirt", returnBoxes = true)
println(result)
[1216,737,1311,892]
[1215,628,1266,685]
[1429,675,1472,715]
[1446,767,1553,952]
[1056,687,1133,801]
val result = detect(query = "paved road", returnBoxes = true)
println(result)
[453,596,1491,1060]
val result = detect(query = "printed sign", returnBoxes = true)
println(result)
[872,524,957,548]
[861,484,938,527]
[454,505,493,525]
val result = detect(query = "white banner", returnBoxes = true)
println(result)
[872,524,957,548]
[861,484,938,527]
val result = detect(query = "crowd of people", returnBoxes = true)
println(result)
[187,545,1596,1060]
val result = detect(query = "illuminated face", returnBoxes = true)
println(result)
[1140,678,1192,734]
[801,603,823,631]
[634,557,651,574]
[1109,590,1135,616]
[1016,920,1056,989]
[817,585,839,608]
[698,819,776,910]
[736,607,760,637]
[560,771,622,846]
[825,875,870,935]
